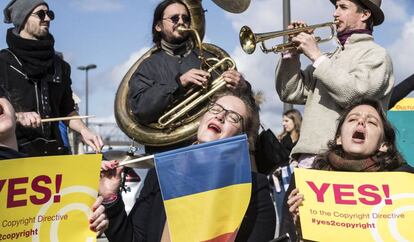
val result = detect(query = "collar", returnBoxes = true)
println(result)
[337,29,373,47]
[327,151,380,172]
[160,39,194,57]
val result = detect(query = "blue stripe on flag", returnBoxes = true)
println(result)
[155,135,251,200]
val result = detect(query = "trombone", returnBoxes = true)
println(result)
[239,22,337,54]
[157,26,236,128]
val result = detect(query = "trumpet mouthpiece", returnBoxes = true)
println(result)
[177,26,189,33]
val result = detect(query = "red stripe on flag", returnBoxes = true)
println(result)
[202,230,238,242]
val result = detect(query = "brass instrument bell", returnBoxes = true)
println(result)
[240,22,337,54]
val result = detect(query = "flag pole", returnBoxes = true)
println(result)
[118,155,155,167]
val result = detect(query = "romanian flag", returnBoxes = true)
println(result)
[155,135,252,242]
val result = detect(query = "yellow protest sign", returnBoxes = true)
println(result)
[390,97,414,111]
[0,154,101,242]
[295,168,414,242]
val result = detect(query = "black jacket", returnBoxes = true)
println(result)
[105,169,276,242]
[0,146,26,160]
[127,45,218,154]
[0,49,75,156]
[128,47,216,125]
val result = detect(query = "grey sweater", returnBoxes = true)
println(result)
[275,33,394,157]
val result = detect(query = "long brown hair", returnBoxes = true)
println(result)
[277,109,302,142]
[313,98,405,171]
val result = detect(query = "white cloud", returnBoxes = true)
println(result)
[110,48,151,85]
[383,0,410,22]
[388,15,414,82]
[231,45,284,131]
[71,0,124,12]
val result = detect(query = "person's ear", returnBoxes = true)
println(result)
[155,21,162,32]
[361,9,371,22]
[378,142,388,152]
[336,135,342,145]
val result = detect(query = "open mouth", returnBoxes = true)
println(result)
[208,123,221,134]
[352,130,365,141]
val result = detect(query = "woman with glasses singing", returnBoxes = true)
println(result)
[91,89,276,242]
[127,0,248,154]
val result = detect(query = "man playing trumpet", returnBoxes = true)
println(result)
[275,0,394,167]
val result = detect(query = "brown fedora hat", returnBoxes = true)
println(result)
[329,0,384,26]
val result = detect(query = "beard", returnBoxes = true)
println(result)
[161,25,190,45]
[35,29,49,40]
[24,22,50,40]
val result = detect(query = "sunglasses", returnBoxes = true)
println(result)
[162,14,190,24]
[31,10,55,21]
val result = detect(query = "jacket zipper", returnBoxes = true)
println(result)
[33,81,44,134]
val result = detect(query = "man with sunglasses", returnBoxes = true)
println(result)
[128,0,248,154]
[0,0,103,157]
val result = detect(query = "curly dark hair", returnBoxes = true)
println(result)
[313,97,405,171]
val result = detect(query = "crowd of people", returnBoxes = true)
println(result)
[1,0,413,241]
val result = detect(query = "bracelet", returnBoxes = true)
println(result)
[102,194,118,205]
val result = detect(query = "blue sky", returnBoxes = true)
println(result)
[1,0,413,133]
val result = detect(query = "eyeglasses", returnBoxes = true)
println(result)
[208,102,244,126]
[31,10,55,21]
[162,14,190,25]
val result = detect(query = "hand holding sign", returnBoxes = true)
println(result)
[287,188,304,224]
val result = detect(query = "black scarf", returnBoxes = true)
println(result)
[6,28,55,78]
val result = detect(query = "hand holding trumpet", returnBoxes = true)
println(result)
[288,21,323,62]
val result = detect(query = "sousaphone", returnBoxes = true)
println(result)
[114,0,246,147]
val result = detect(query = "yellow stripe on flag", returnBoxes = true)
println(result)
[163,183,251,242]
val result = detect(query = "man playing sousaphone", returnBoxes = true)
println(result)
[275,0,394,168]
[128,0,248,154]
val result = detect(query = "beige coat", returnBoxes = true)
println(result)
[275,34,394,157]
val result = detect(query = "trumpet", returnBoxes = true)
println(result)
[239,22,337,54]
